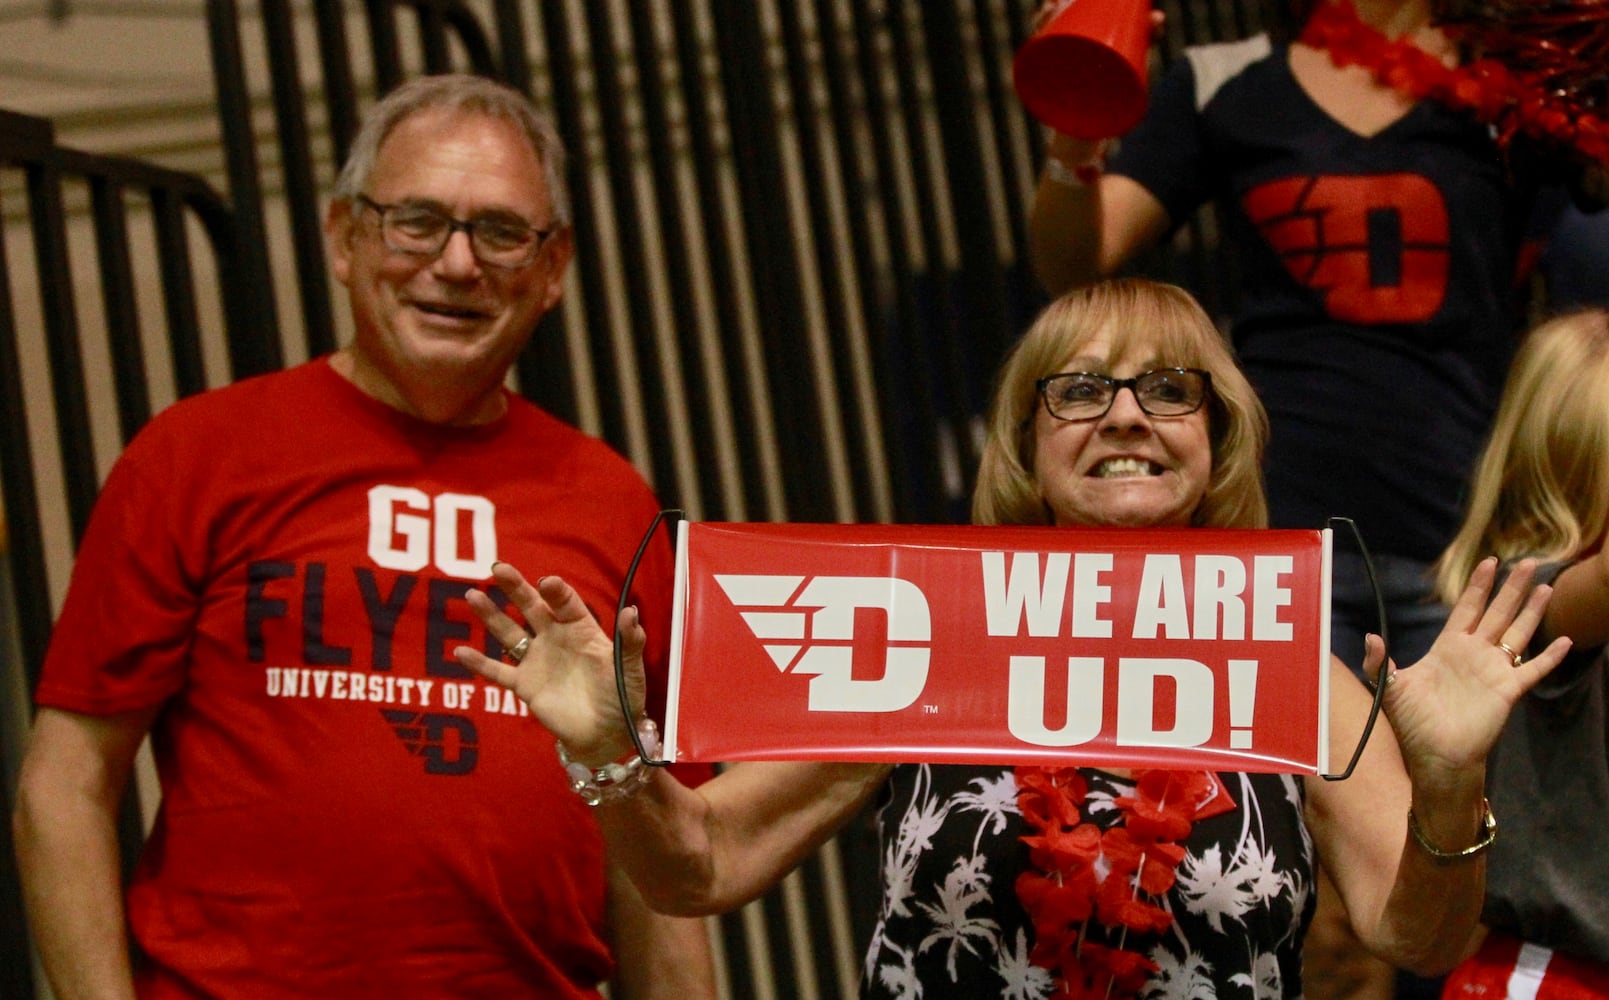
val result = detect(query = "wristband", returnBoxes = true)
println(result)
[1042,138,1110,188]
[1408,798,1497,865]
[556,717,661,806]
[1044,156,1105,188]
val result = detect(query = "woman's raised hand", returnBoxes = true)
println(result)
[1383,558,1572,787]
[453,562,647,767]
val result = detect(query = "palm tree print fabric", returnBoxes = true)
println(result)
[860,764,1316,999]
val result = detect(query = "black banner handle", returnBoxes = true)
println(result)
[614,508,684,767]
[1321,516,1390,781]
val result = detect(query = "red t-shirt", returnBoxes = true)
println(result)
[37,359,705,998]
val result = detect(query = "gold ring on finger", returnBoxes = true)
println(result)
[506,635,532,663]
[1496,641,1523,669]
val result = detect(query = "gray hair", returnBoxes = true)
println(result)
[331,73,570,226]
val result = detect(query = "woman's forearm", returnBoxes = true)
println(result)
[596,760,891,916]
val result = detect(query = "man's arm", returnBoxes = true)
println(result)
[13,705,159,1000]
[605,861,719,1000]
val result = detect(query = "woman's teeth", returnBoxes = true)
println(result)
[1094,457,1159,478]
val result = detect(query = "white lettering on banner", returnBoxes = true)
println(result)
[1116,658,1215,747]
[1228,659,1259,749]
[1134,555,1190,639]
[1194,555,1246,640]
[1007,655,1104,745]
[1008,656,1262,749]
[716,574,933,712]
[981,551,1114,638]
[982,552,1068,636]
[1133,554,1296,641]
[366,485,497,577]
[1254,556,1294,641]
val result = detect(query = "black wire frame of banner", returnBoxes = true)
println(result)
[615,508,684,767]
[1321,516,1390,782]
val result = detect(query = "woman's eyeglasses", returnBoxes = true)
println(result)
[1035,368,1212,422]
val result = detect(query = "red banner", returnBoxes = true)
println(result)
[667,523,1332,773]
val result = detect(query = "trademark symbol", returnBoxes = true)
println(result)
[923,704,939,714]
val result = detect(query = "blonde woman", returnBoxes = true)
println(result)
[1433,308,1609,996]
[458,279,1571,999]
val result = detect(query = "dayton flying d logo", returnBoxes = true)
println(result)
[714,575,931,712]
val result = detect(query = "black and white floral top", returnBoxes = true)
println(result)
[861,765,1316,999]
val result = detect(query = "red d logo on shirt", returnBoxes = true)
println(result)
[1242,173,1450,324]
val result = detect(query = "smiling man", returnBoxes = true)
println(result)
[13,74,715,1000]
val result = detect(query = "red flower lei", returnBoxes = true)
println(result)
[1299,0,1609,165]
[1013,766,1215,1000]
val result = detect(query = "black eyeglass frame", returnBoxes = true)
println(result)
[354,194,558,269]
[1035,367,1214,423]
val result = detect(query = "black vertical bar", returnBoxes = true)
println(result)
[882,0,984,516]
[261,0,339,358]
[666,2,770,519]
[88,178,155,443]
[0,166,56,1000]
[415,0,454,71]
[438,1,500,75]
[27,163,99,543]
[0,115,56,691]
[773,1,879,521]
[206,0,284,378]
[522,0,609,435]
[624,4,723,513]
[970,0,1031,268]
[365,0,407,95]
[711,0,834,522]
[579,0,677,501]
[149,188,211,401]
[847,0,949,524]
[490,0,531,92]
[314,0,362,172]
[916,0,1012,382]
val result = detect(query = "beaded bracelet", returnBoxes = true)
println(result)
[556,718,661,807]
[1408,798,1497,865]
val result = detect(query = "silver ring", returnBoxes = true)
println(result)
[506,635,532,664]
[1496,641,1523,669]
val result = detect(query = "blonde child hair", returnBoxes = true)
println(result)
[1434,308,1609,603]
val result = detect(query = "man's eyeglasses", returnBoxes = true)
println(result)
[1035,368,1213,422]
[355,194,557,269]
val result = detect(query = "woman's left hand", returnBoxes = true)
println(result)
[1380,557,1571,790]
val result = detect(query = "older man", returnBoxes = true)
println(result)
[13,74,715,999]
